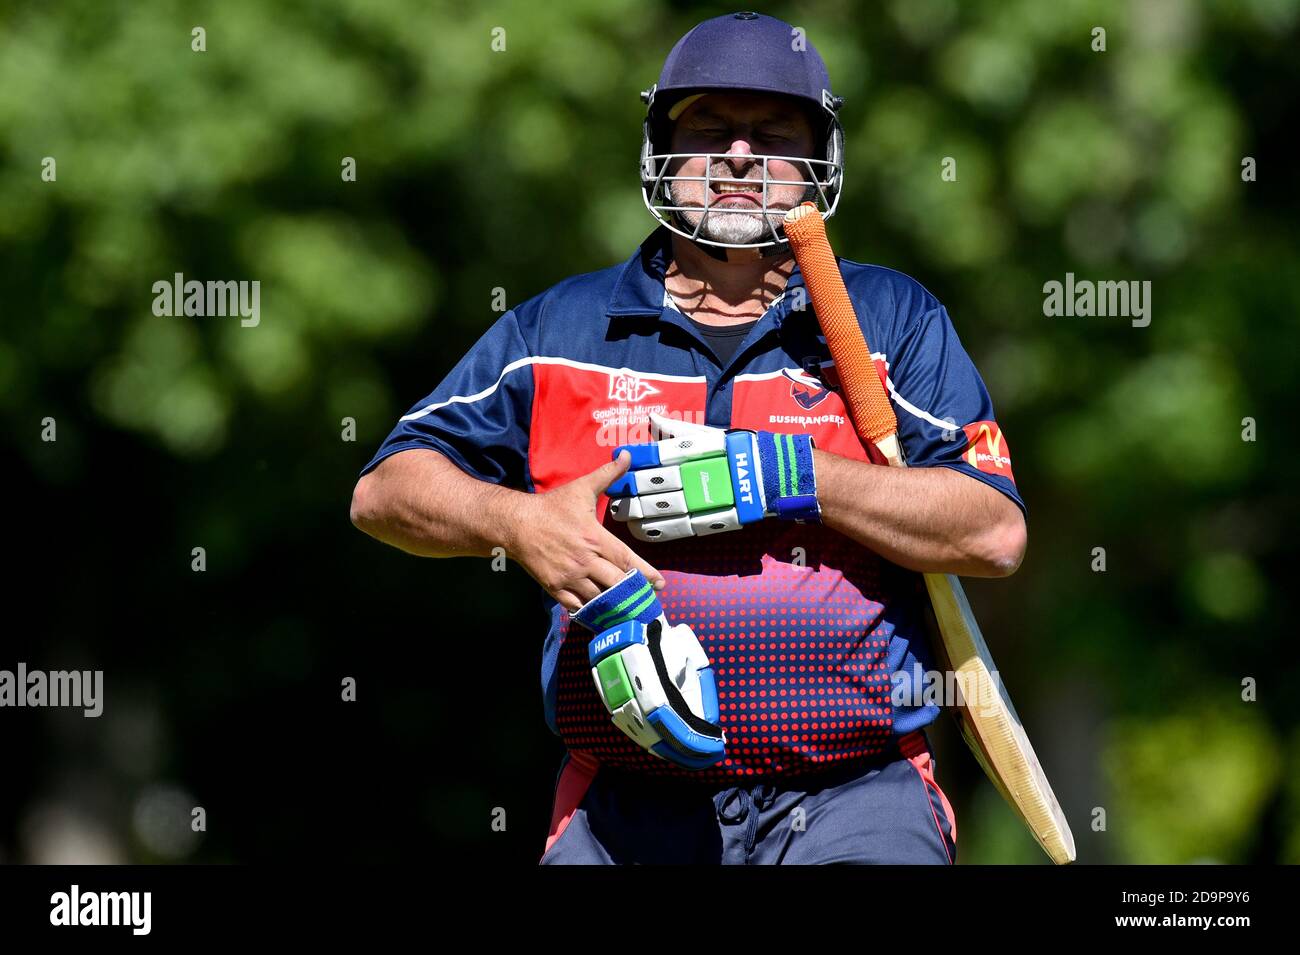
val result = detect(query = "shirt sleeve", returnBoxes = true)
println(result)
[360,309,534,489]
[885,300,1024,518]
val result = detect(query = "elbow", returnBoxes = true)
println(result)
[979,515,1027,578]
[350,474,380,533]
[972,511,1029,579]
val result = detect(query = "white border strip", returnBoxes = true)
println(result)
[401,351,956,435]
[399,356,706,421]
[735,355,955,433]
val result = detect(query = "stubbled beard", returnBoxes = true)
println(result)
[667,173,821,244]
[668,177,787,245]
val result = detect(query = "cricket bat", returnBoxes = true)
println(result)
[783,203,1076,865]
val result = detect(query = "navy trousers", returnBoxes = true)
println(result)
[541,731,957,865]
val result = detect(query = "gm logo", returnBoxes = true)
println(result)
[609,372,660,403]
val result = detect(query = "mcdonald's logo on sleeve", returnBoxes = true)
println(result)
[960,421,1015,483]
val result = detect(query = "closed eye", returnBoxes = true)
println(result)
[696,128,791,140]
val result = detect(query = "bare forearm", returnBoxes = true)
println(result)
[813,449,1026,577]
[349,449,529,558]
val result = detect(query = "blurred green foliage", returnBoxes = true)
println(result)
[1,0,1296,863]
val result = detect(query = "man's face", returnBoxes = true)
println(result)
[667,92,818,247]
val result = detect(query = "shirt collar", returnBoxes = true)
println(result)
[606,227,676,317]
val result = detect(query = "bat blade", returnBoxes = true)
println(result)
[922,573,1076,865]
[783,203,1076,864]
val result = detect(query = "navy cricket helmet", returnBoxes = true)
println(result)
[639,11,845,252]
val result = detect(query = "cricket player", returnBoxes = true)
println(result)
[351,12,1026,864]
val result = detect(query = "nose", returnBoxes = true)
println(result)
[723,137,755,175]
[727,138,754,157]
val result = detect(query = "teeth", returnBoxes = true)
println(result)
[715,182,757,193]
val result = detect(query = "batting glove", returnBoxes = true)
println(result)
[573,569,726,770]
[605,411,821,542]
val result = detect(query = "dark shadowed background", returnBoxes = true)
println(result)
[2,0,1297,864]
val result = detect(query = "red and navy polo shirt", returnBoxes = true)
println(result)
[361,226,1024,782]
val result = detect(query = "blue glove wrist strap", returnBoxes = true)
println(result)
[754,431,821,523]
[573,570,662,632]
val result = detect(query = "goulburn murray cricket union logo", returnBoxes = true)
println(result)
[782,368,831,410]
[961,421,1015,483]
[609,371,660,403]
